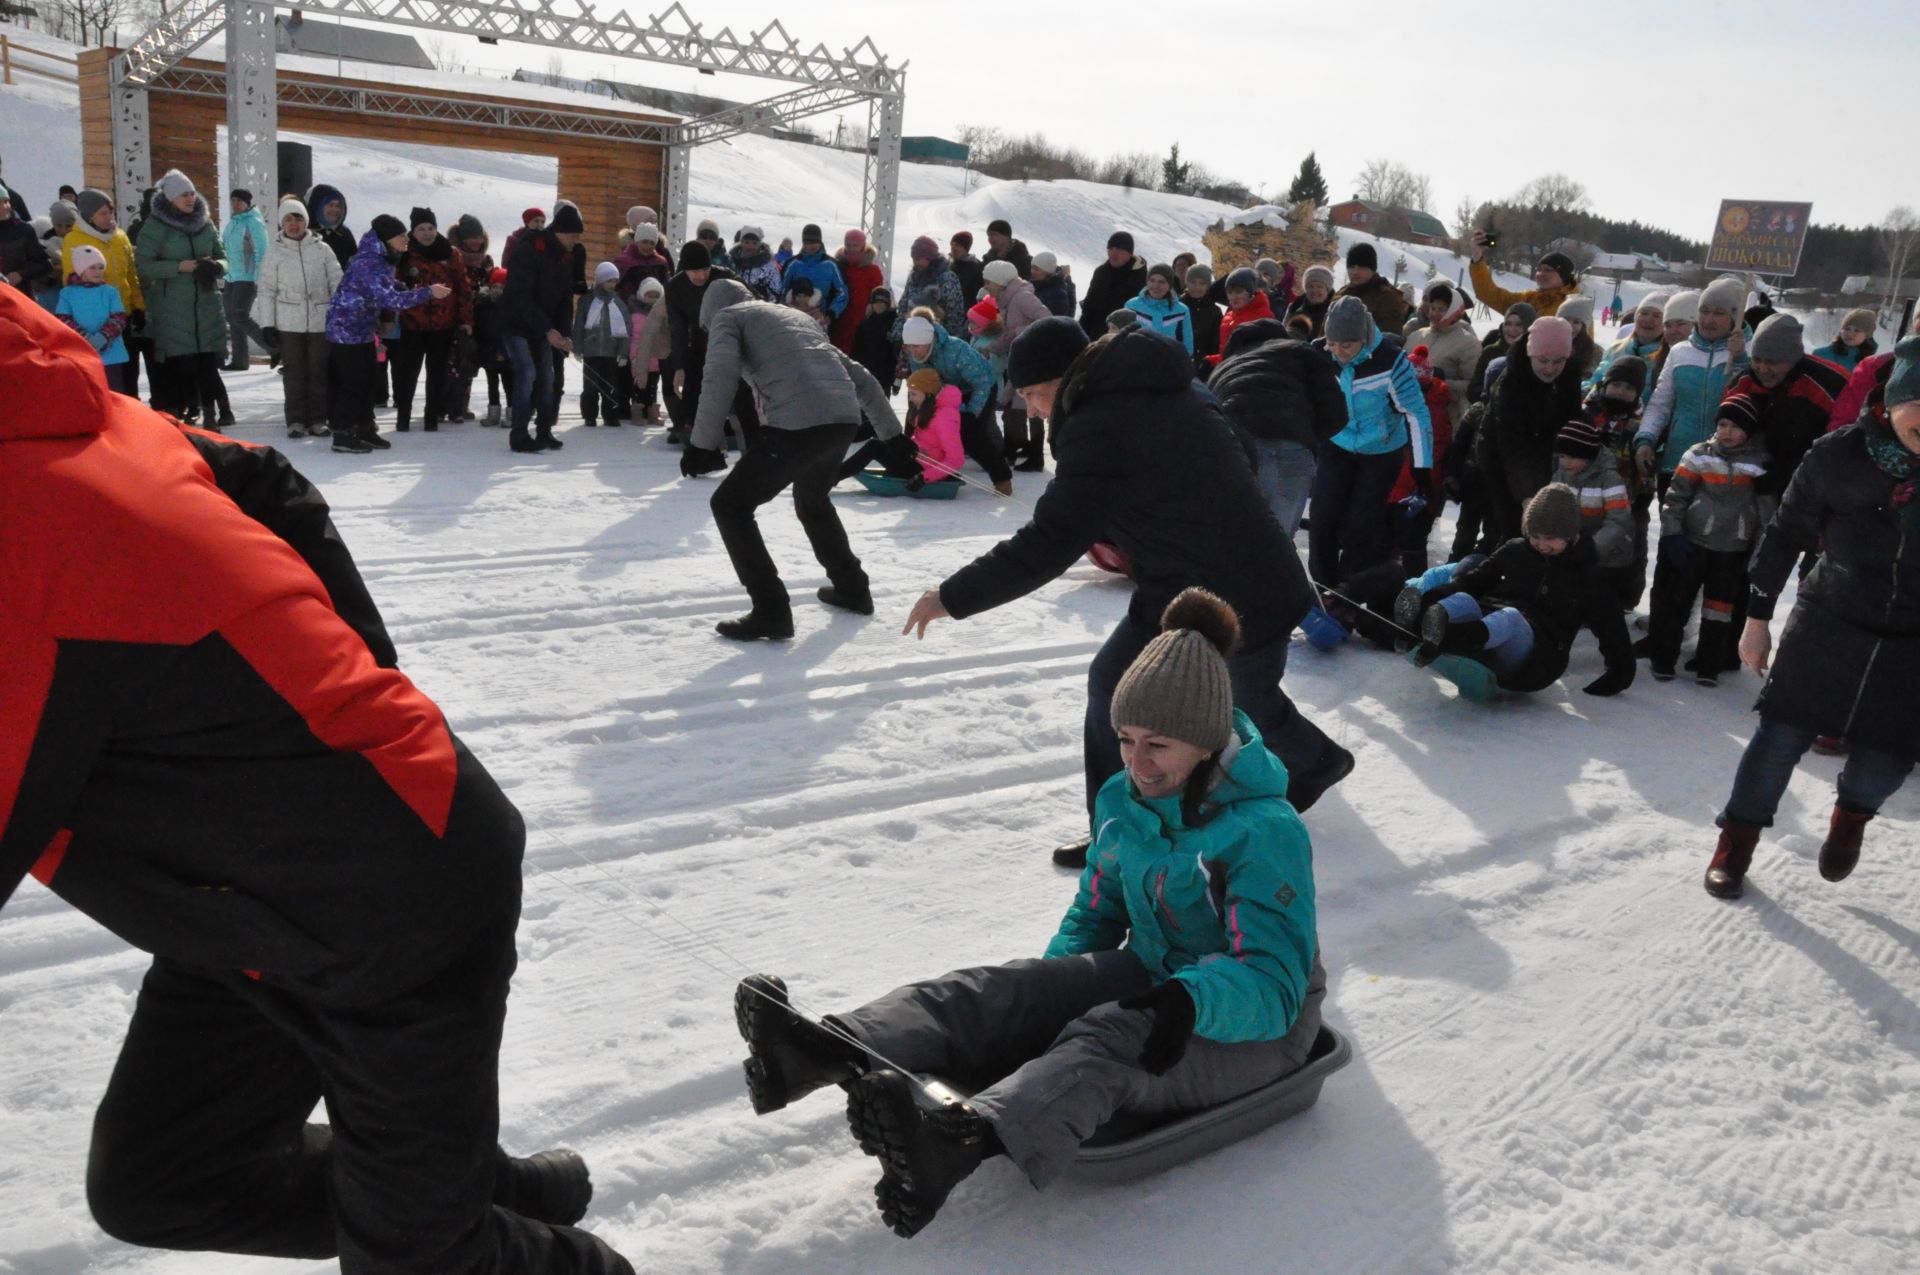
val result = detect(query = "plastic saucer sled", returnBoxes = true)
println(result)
[1067,1025,1352,1184]
[852,471,961,500]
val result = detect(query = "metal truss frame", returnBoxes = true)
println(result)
[107,0,907,269]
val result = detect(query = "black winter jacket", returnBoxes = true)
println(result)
[1478,330,1586,506]
[939,328,1316,648]
[1078,256,1148,340]
[664,262,737,370]
[1750,423,1920,759]
[851,309,899,393]
[984,238,1033,284]
[500,228,575,340]
[1283,294,1329,340]
[950,254,986,308]
[0,216,52,289]
[1431,536,1633,692]
[1208,319,1348,449]
[1186,290,1225,362]
[1034,271,1076,318]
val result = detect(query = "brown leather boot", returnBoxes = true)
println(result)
[1705,821,1762,899]
[1818,807,1873,883]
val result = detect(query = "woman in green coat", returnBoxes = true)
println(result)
[730,588,1325,1239]
[135,169,232,427]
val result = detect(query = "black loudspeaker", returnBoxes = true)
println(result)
[277,141,313,203]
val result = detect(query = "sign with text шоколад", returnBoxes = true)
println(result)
[1706,200,1814,276]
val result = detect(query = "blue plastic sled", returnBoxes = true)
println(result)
[851,470,960,500]
[1406,649,1504,703]
[921,1025,1351,1185]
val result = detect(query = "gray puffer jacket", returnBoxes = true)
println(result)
[694,279,902,450]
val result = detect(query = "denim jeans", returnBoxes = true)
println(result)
[502,335,556,437]
[1253,439,1317,543]
[1720,716,1915,828]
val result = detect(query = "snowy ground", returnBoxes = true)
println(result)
[3,358,1919,1275]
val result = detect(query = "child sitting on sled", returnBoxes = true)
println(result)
[733,589,1325,1237]
[1395,483,1637,699]
[836,367,966,489]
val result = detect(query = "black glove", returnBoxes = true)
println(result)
[192,258,224,287]
[880,432,919,473]
[1118,980,1196,1076]
[1658,536,1693,572]
[680,445,726,478]
[1582,664,1635,697]
[1442,476,1463,503]
[129,308,145,334]
[261,326,281,349]
[904,474,927,493]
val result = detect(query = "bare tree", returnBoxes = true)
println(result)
[1354,158,1433,213]
[424,37,470,75]
[1452,195,1479,253]
[1513,172,1589,213]
[1879,205,1920,313]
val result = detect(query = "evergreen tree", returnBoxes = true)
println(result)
[1287,152,1329,207]
[1161,143,1192,195]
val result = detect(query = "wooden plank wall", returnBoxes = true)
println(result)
[80,50,668,259]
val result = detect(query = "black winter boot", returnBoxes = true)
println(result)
[493,1148,593,1227]
[846,1070,1001,1239]
[818,584,874,616]
[1052,836,1090,869]
[716,611,794,641]
[1705,821,1761,898]
[735,974,868,1114]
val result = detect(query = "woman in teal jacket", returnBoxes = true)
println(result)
[1123,263,1195,354]
[730,590,1325,1238]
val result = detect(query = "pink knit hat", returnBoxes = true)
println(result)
[910,234,939,262]
[844,228,867,249]
[1528,315,1574,360]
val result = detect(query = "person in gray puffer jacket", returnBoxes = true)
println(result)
[682,278,909,641]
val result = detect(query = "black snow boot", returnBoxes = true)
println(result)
[1392,585,1426,643]
[735,974,868,1115]
[818,584,874,616]
[493,1148,593,1227]
[1819,807,1873,883]
[535,429,564,451]
[716,610,795,641]
[1287,742,1355,814]
[1052,836,1090,869]
[846,1070,1001,1239]
[509,431,542,454]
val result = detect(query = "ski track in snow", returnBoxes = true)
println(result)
[1,363,1916,1275]
[4,33,1919,1274]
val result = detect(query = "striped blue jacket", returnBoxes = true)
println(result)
[1316,330,1433,467]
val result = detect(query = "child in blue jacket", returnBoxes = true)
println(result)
[55,243,132,394]
[730,589,1325,1238]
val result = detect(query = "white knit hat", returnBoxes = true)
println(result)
[69,243,107,276]
[902,315,936,344]
[627,204,657,229]
[634,222,660,244]
[982,259,1019,288]
[1031,251,1058,276]
[638,276,665,301]
[594,261,620,285]
[1663,290,1701,323]
[278,196,309,224]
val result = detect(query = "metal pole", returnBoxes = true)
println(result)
[663,140,690,250]
[862,87,902,278]
[226,0,277,204]
[110,58,154,224]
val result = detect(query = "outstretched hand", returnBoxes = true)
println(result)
[901,589,949,640]
[1739,618,1771,677]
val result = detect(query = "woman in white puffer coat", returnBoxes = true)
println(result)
[253,196,344,438]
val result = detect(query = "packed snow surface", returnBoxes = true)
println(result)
[4,32,1920,1275]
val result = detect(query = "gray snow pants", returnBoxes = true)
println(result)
[835,950,1326,1188]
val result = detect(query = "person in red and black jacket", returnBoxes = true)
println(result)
[1731,313,1851,498]
[0,288,635,1275]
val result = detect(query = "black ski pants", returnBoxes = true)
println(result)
[711,421,867,617]
[85,917,633,1275]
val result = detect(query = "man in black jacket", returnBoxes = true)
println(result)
[982,218,1033,285]
[1,288,635,1275]
[500,202,582,452]
[0,183,52,293]
[1209,318,1348,540]
[903,319,1353,865]
[663,241,759,448]
[1077,232,1149,340]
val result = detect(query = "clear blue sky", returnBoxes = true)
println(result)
[437,0,1918,236]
